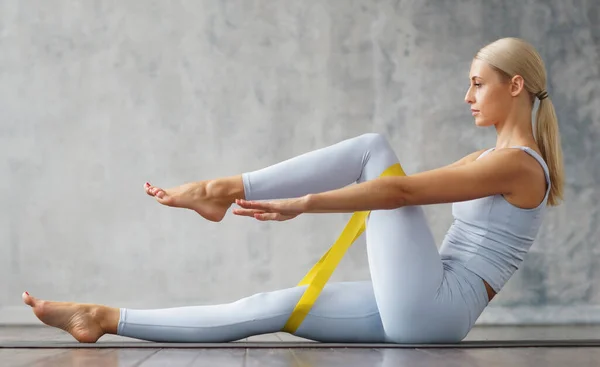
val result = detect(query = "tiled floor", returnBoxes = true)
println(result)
[1,325,600,366]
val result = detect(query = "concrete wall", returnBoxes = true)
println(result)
[1,0,598,325]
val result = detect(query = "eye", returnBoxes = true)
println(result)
[474,83,482,87]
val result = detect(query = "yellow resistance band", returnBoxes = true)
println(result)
[282,163,406,333]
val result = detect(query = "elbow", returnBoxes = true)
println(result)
[392,186,411,208]
[383,178,410,209]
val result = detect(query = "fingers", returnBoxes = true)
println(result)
[235,199,273,211]
[231,208,276,220]
[232,208,294,221]
[253,213,295,221]
[232,208,265,217]
[254,212,281,221]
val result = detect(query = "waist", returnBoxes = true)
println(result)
[440,223,531,294]
[483,280,496,301]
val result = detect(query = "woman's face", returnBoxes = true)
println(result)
[464,59,514,127]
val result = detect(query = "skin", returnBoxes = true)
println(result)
[22,58,548,343]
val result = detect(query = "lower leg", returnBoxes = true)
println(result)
[239,133,399,201]
[145,133,397,221]
[24,282,386,343]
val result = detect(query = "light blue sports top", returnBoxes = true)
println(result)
[439,146,551,293]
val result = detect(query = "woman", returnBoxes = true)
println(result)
[22,37,564,344]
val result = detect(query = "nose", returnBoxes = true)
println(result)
[464,87,474,104]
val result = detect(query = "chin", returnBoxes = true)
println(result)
[474,117,494,127]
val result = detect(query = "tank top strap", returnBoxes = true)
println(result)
[476,147,496,160]
[510,146,552,200]
[477,145,552,200]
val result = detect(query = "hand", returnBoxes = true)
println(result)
[232,196,310,222]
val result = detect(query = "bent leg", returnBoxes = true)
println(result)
[366,207,452,343]
[117,281,386,343]
[355,136,481,343]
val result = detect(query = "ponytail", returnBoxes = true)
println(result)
[535,96,564,206]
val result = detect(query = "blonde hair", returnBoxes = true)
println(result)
[475,37,564,206]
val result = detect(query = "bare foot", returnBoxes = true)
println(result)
[22,292,106,343]
[144,180,236,222]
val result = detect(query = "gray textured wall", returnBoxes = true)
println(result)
[1,0,598,325]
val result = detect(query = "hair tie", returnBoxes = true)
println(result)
[537,90,549,100]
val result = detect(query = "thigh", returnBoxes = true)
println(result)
[365,206,445,340]
[293,281,386,343]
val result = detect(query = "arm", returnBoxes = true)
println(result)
[304,148,528,213]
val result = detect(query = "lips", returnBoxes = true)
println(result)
[471,109,480,116]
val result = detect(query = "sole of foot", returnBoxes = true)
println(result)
[22,292,104,343]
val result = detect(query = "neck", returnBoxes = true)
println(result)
[494,104,535,149]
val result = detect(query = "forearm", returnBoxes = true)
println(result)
[305,176,407,213]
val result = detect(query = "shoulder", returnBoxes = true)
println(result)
[479,148,542,175]
[491,146,548,189]
[468,148,537,179]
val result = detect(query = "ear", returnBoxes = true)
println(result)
[509,75,525,97]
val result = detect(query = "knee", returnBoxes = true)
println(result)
[358,133,389,150]
[355,133,399,180]
[366,133,397,155]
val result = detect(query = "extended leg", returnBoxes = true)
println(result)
[144,133,399,220]
[23,282,386,343]
[117,281,385,343]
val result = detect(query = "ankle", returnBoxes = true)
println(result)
[91,305,119,335]
[206,176,245,202]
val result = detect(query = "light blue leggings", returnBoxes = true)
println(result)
[117,133,489,344]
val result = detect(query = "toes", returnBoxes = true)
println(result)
[144,183,166,198]
[22,292,36,307]
[144,182,154,196]
[155,190,174,205]
[145,182,171,204]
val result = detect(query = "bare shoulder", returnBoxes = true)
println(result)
[490,147,548,205]
[482,147,544,176]
[477,147,538,173]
